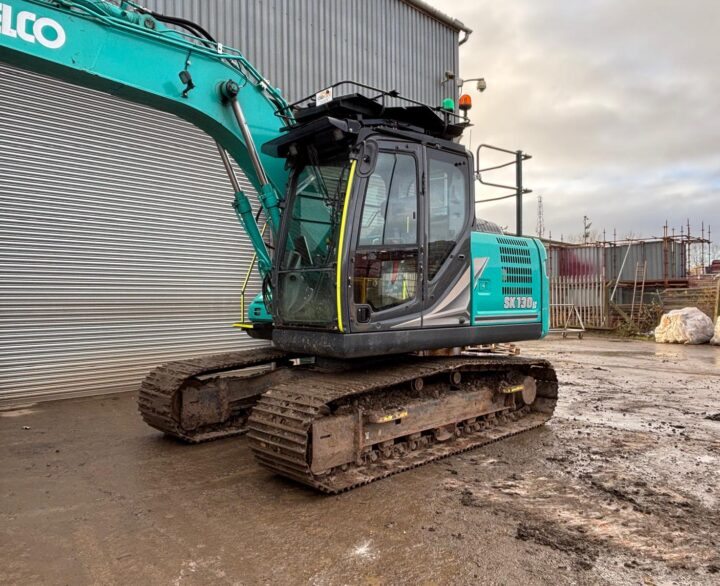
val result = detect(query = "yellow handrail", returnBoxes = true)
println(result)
[238,222,268,325]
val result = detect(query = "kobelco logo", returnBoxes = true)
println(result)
[0,3,66,49]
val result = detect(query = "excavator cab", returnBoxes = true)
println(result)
[264,95,471,337]
[274,144,353,328]
[261,92,546,358]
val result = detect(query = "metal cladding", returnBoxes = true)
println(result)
[544,237,694,328]
[0,1,463,403]
[146,0,462,105]
[547,245,605,278]
[547,240,686,283]
[605,241,686,283]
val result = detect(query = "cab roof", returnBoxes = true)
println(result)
[263,93,468,159]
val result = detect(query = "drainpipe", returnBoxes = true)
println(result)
[404,1,472,44]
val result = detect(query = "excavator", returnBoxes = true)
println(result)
[0,0,558,493]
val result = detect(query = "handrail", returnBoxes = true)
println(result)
[239,222,268,324]
[288,80,469,123]
[474,144,532,236]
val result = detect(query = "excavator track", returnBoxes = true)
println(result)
[248,355,558,493]
[138,347,289,443]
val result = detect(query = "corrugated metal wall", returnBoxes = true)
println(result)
[547,241,686,282]
[605,241,685,282]
[146,0,460,105]
[0,1,460,404]
[546,245,605,278]
[0,65,264,404]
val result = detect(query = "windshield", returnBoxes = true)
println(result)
[276,153,351,327]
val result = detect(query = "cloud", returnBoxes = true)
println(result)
[426,0,720,241]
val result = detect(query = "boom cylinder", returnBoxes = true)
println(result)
[222,80,282,236]
[216,144,273,277]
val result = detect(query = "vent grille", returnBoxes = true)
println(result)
[497,237,529,247]
[499,246,532,264]
[502,266,533,284]
[498,237,533,295]
[502,286,533,295]
[497,237,532,265]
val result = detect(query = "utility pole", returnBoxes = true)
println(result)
[536,195,545,239]
[583,215,592,244]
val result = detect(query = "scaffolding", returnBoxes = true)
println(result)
[543,221,712,329]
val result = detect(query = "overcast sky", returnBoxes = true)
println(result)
[426,0,720,242]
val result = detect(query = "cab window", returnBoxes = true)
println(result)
[358,152,417,246]
[354,151,419,312]
[427,151,469,279]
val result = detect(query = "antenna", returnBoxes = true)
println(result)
[536,195,545,239]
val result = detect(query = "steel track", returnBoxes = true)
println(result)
[137,347,288,442]
[247,355,558,493]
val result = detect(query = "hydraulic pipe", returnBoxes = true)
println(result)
[228,96,270,186]
[216,143,273,278]
[216,143,242,192]
[221,81,282,237]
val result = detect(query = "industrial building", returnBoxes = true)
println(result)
[0,0,470,404]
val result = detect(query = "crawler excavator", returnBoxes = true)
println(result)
[0,0,558,493]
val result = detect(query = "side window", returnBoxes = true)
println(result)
[358,152,417,246]
[427,151,469,279]
[353,151,419,312]
[353,250,418,312]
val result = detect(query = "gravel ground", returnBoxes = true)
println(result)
[1,334,718,585]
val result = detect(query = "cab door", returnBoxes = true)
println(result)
[347,141,424,332]
[421,147,473,327]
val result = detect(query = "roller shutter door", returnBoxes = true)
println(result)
[0,63,267,405]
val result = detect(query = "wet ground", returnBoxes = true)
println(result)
[1,335,719,585]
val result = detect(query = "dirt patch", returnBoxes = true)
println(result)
[433,337,720,584]
[516,521,598,571]
[449,467,720,570]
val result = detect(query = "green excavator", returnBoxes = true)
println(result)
[0,0,557,493]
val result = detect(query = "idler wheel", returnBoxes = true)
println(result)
[521,376,537,405]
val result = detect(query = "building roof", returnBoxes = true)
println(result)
[403,0,472,35]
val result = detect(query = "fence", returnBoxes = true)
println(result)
[660,283,720,321]
[550,275,607,328]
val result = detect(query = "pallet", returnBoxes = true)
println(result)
[463,343,521,356]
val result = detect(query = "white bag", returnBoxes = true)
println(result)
[711,317,720,346]
[654,307,714,345]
